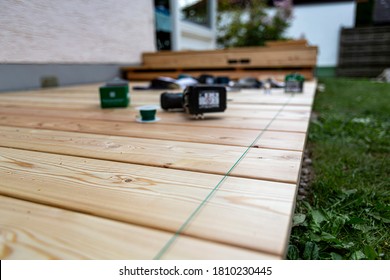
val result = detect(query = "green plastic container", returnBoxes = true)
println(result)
[99,78,130,108]
[285,73,305,93]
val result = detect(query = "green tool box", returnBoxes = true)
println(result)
[99,78,130,108]
[285,73,305,93]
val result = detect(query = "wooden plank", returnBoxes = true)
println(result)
[338,26,390,77]
[227,92,315,106]
[0,110,309,132]
[339,55,390,67]
[0,81,317,105]
[0,80,316,259]
[0,78,315,106]
[0,148,296,256]
[125,68,315,81]
[0,81,317,99]
[0,88,316,106]
[0,102,313,114]
[265,39,308,47]
[340,26,390,44]
[0,91,313,118]
[0,83,316,133]
[141,40,310,58]
[141,47,317,68]
[337,67,385,78]
[0,126,302,183]
[0,108,311,134]
[0,92,314,107]
[0,94,311,121]
[227,103,312,112]
[0,195,279,259]
[0,99,312,115]
[0,114,306,151]
[125,44,317,82]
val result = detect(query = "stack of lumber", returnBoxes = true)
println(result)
[337,26,390,77]
[122,40,318,81]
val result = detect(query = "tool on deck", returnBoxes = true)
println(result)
[285,73,305,93]
[160,85,227,119]
[99,78,130,108]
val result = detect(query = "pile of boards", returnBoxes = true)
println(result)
[122,40,317,81]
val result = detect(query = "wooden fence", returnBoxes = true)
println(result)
[337,26,390,77]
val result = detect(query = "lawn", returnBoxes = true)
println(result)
[288,78,390,260]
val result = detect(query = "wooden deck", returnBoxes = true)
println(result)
[0,81,317,259]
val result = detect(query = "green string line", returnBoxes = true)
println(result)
[153,93,295,260]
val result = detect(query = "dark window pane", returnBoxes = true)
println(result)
[180,0,210,27]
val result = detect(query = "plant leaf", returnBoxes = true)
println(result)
[303,242,319,260]
[330,252,343,260]
[320,232,338,243]
[287,245,299,260]
[342,188,358,196]
[351,250,366,260]
[333,241,355,250]
[312,209,326,225]
[293,213,306,227]
[309,233,321,242]
[348,217,365,225]
[331,216,346,235]
[364,245,378,260]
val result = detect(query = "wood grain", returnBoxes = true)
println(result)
[0,114,306,151]
[0,98,310,121]
[0,147,296,255]
[0,195,279,259]
[0,80,317,259]
[125,43,317,80]
[142,40,310,57]
[0,81,317,108]
[0,126,302,183]
[0,108,310,133]
[125,69,315,81]
[141,48,317,68]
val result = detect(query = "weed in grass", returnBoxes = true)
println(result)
[289,78,390,260]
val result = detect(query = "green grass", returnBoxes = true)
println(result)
[288,78,390,260]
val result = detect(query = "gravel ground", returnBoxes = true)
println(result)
[297,148,313,201]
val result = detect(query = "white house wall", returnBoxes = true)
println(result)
[170,0,217,51]
[285,2,356,67]
[180,21,216,50]
[0,0,156,64]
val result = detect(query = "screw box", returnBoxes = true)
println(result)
[99,78,130,108]
[285,73,305,93]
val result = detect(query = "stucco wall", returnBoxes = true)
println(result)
[180,21,216,50]
[0,0,156,64]
[285,2,356,67]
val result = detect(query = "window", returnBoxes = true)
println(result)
[155,0,172,50]
[179,0,210,27]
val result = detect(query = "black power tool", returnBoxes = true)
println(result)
[160,85,227,119]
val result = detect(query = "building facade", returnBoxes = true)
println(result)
[155,0,217,50]
[0,0,156,91]
[284,0,356,76]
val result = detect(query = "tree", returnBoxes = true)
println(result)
[217,0,293,48]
